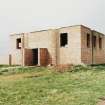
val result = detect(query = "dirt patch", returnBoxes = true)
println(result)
[97,101,105,105]
[97,97,105,105]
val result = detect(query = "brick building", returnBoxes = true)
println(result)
[10,25,105,66]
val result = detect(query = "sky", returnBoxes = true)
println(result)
[0,0,105,54]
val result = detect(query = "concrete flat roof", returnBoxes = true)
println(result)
[10,25,105,36]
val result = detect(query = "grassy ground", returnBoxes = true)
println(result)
[0,65,105,105]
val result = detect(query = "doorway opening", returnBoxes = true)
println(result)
[32,49,38,65]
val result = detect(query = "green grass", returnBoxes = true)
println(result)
[0,65,105,105]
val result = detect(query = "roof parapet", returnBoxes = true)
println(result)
[10,24,105,36]
[92,30,105,36]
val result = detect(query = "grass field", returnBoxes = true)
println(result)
[0,65,105,105]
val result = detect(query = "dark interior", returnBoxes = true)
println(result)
[32,49,38,65]
[16,38,21,49]
[60,33,68,47]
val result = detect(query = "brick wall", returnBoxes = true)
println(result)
[24,48,33,66]
[92,31,105,64]
[81,26,92,64]
[10,25,105,66]
[10,34,23,65]
[27,30,57,66]
[81,26,105,65]
[57,26,82,65]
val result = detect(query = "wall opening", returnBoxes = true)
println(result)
[60,33,68,47]
[87,34,90,48]
[32,49,38,65]
[92,36,96,48]
[99,37,102,49]
[16,38,21,49]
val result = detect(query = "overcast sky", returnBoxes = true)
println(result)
[0,0,105,54]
